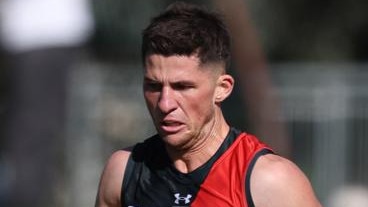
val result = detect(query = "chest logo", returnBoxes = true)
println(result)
[174,193,192,204]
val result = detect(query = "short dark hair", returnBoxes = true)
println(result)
[142,2,231,69]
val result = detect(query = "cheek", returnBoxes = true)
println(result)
[187,89,216,118]
[144,92,158,111]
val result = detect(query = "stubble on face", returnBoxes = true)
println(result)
[143,54,224,151]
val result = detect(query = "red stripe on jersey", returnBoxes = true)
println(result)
[191,133,271,207]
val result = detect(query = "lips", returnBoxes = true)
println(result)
[160,119,184,134]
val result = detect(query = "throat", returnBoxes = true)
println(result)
[167,131,227,173]
[170,151,211,173]
[166,109,230,173]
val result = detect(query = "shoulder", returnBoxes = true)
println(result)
[95,149,132,207]
[250,154,322,207]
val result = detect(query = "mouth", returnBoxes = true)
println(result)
[159,119,185,134]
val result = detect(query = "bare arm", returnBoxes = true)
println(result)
[95,150,131,207]
[251,154,322,207]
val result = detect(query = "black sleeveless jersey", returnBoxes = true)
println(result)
[121,128,272,207]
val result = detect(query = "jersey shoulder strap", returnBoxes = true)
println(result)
[191,132,273,207]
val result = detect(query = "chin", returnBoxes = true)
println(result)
[159,132,191,148]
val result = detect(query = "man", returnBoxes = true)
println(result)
[95,2,322,207]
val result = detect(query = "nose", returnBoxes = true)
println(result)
[158,86,177,114]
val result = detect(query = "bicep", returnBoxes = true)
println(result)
[250,154,322,207]
[95,150,131,207]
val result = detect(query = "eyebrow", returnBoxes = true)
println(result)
[143,77,157,82]
[143,77,196,86]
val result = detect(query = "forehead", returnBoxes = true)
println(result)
[144,54,211,80]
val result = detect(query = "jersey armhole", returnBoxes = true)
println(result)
[121,151,134,207]
[245,148,273,207]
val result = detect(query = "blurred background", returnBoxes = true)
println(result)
[0,0,368,206]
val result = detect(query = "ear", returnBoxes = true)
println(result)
[214,74,234,103]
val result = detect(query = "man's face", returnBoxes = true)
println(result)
[143,54,221,148]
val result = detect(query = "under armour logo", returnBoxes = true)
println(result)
[174,193,192,204]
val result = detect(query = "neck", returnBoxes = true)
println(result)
[166,109,230,173]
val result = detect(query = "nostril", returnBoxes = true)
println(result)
[158,100,177,114]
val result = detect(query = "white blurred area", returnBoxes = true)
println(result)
[327,185,368,207]
[0,0,95,206]
[0,0,93,52]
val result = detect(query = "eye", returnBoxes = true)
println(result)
[144,81,162,92]
[172,82,195,91]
